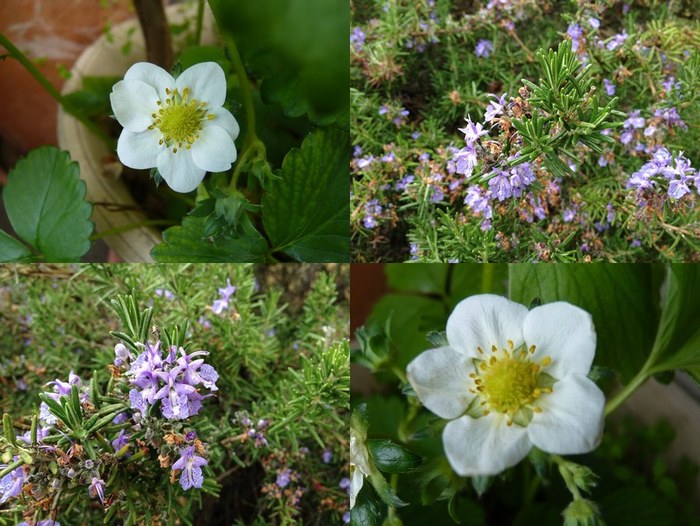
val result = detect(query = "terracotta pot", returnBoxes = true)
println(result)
[56,3,215,262]
[0,0,132,152]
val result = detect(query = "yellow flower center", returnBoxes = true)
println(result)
[468,341,555,426]
[148,87,216,154]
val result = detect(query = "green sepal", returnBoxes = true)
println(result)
[465,396,486,419]
[471,475,492,497]
[426,331,449,347]
[537,372,558,389]
[511,405,534,427]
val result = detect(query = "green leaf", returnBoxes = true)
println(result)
[151,216,269,262]
[208,0,349,123]
[262,127,349,262]
[62,76,120,117]
[3,146,93,261]
[0,229,34,262]
[508,264,660,381]
[369,295,446,369]
[644,265,700,375]
[351,484,386,526]
[386,264,449,295]
[367,439,421,474]
[176,45,230,72]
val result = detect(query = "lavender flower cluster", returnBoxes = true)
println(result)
[452,94,543,229]
[627,148,699,201]
[119,341,219,421]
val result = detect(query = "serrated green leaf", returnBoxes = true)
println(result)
[3,146,93,261]
[0,229,34,262]
[508,264,660,381]
[262,127,349,262]
[367,439,421,474]
[151,216,269,262]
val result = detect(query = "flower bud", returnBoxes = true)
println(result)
[562,499,606,526]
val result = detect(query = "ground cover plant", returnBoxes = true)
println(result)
[0,0,349,262]
[0,263,350,525]
[351,0,700,262]
[351,264,700,525]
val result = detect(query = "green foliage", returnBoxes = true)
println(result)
[512,40,625,178]
[262,127,350,261]
[0,147,93,262]
[351,0,700,263]
[351,263,700,524]
[208,0,349,125]
[508,264,661,381]
[62,75,120,118]
[0,264,349,525]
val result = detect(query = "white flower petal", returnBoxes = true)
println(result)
[116,128,164,169]
[406,346,472,419]
[349,467,364,509]
[157,149,206,193]
[443,414,531,476]
[205,107,240,143]
[446,294,528,357]
[175,62,227,107]
[191,126,237,173]
[527,374,605,455]
[124,62,174,100]
[524,302,596,378]
[110,79,159,132]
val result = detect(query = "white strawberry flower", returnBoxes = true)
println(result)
[110,61,239,193]
[407,294,605,477]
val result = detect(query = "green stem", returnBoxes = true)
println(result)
[224,34,257,148]
[0,458,24,480]
[551,455,582,500]
[604,366,651,417]
[89,219,176,241]
[194,0,205,46]
[481,264,494,293]
[0,33,114,149]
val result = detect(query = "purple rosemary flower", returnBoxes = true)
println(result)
[624,110,645,129]
[508,162,535,197]
[155,289,175,301]
[603,78,615,96]
[484,93,507,122]
[276,468,292,488]
[0,459,25,504]
[474,39,493,58]
[567,23,583,52]
[363,199,383,229]
[322,449,333,464]
[127,341,218,420]
[606,31,628,51]
[464,185,493,219]
[588,17,600,30]
[488,169,512,201]
[350,27,365,52]
[114,343,131,367]
[112,429,129,452]
[453,145,478,177]
[88,477,106,504]
[172,446,207,490]
[458,117,489,144]
[394,175,414,191]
